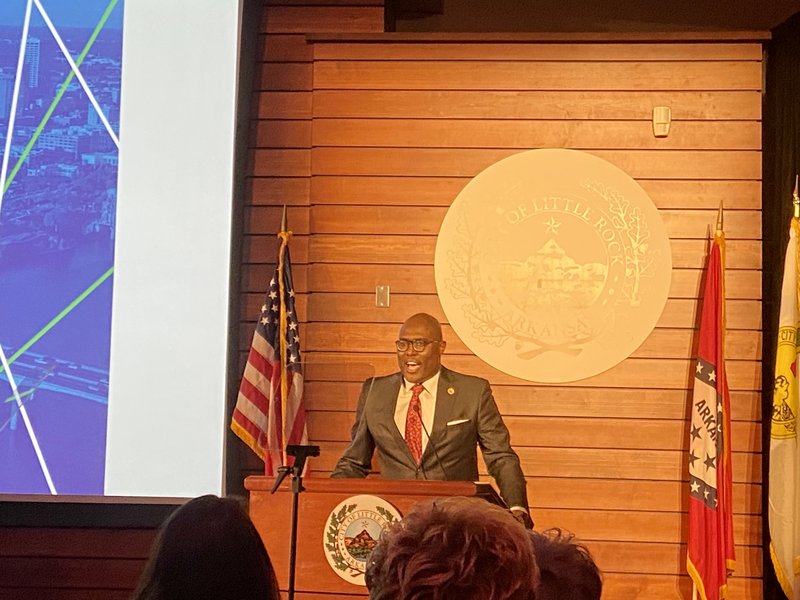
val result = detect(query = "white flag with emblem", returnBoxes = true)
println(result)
[770,216,800,599]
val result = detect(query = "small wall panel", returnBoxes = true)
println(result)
[247,177,310,205]
[262,34,315,62]
[242,234,309,264]
[264,6,384,34]
[255,91,313,119]
[254,120,312,148]
[258,62,313,91]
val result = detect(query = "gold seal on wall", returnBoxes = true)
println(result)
[434,148,672,383]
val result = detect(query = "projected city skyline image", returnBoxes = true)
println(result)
[0,0,124,495]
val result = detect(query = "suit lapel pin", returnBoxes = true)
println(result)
[447,387,455,395]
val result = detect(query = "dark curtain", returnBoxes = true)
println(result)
[762,10,800,600]
[224,0,263,498]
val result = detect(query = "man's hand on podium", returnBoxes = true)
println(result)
[511,507,534,530]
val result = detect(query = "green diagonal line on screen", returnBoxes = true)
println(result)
[0,266,114,376]
[4,387,35,404]
[3,0,119,193]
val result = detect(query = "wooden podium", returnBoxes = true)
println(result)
[246,476,503,599]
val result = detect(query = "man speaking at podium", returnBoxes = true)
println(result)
[331,313,533,528]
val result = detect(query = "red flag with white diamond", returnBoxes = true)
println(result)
[686,227,735,600]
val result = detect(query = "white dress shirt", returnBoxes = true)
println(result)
[393,371,440,455]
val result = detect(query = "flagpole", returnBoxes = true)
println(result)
[716,201,725,342]
[277,205,291,467]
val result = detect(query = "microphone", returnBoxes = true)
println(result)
[413,403,450,481]
[409,403,428,480]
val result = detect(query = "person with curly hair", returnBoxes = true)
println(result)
[365,496,539,600]
[528,528,602,600]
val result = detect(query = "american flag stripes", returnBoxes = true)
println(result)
[686,226,735,600]
[231,228,307,476]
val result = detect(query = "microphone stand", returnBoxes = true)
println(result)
[270,444,320,600]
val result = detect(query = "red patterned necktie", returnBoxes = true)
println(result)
[404,384,425,463]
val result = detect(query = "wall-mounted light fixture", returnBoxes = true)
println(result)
[652,106,671,138]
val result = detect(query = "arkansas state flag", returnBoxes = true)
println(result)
[686,228,735,600]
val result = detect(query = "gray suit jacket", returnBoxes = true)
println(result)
[330,367,528,509]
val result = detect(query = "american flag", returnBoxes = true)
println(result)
[231,229,307,476]
[686,226,735,600]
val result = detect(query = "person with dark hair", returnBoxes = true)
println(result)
[365,496,539,600]
[332,312,532,528]
[528,528,602,600]
[132,495,280,600]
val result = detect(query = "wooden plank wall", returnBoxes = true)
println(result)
[0,527,155,599]
[247,25,764,599]
[242,0,386,481]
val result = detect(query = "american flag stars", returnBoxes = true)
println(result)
[256,269,302,373]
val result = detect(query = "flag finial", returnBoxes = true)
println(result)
[280,205,288,232]
[794,175,799,219]
[716,201,723,235]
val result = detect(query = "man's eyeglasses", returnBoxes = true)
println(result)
[395,339,440,352]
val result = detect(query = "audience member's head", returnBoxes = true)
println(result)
[132,494,280,600]
[365,496,539,600]
[528,528,602,600]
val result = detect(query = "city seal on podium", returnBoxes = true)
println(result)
[323,494,402,586]
[435,148,672,383]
